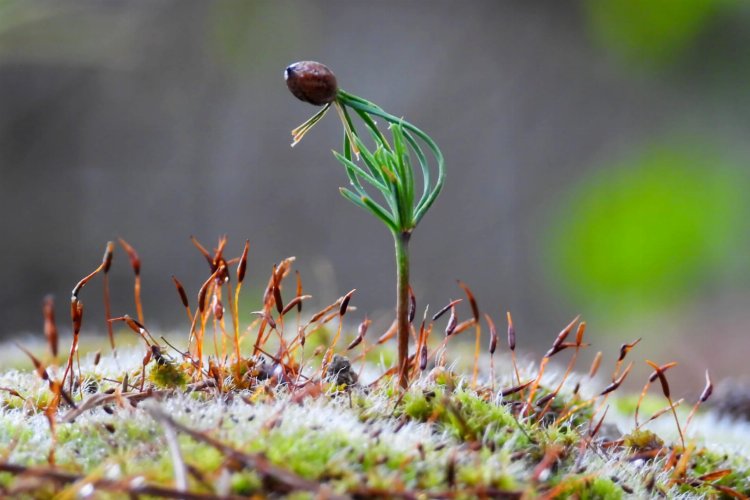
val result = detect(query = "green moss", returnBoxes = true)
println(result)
[622,429,663,451]
[148,361,189,389]
[403,391,436,421]
[4,347,750,498]
[551,475,623,499]
[231,471,262,495]
[180,437,224,472]
[450,390,526,446]
[684,449,750,494]
[581,476,623,499]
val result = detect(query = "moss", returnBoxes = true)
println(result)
[148,361,189,389]
[581,476,623,499]
[231,471,262,495]
[249,429,352,481]
[622,429,663,451]
[402,391,435,421]
[449,390,527,447]
[179,436,225,472]
[4,346,750,498]
[552,475,623,500]
[684,448,750,494]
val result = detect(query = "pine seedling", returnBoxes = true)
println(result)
[285,61,446,389]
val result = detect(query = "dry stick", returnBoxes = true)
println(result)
[61,388,183,423]
[646,360,686,450]
[118,238,144,325]
[142,403,345,498]
[0,462,243,500]
[154,415,188,492]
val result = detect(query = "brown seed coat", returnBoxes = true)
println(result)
[285,61,338,106]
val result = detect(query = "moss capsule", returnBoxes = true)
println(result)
[285,61,338,106]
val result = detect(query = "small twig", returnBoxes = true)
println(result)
[0,462,241,499]
[145,405,189,492]
[141,402,347,498]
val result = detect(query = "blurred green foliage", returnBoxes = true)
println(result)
[547,144,749,315]
[584,0,730,67]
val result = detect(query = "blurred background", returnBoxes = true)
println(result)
[1,0,749,390]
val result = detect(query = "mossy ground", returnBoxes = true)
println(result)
[1,343,749,499]
[2,239,748,498]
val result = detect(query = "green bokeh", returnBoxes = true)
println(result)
[584,0,729,67]
[546,145,748,314]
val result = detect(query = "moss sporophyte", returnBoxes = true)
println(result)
[285,61,446,389]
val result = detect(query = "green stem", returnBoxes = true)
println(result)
[394,230,411,389]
